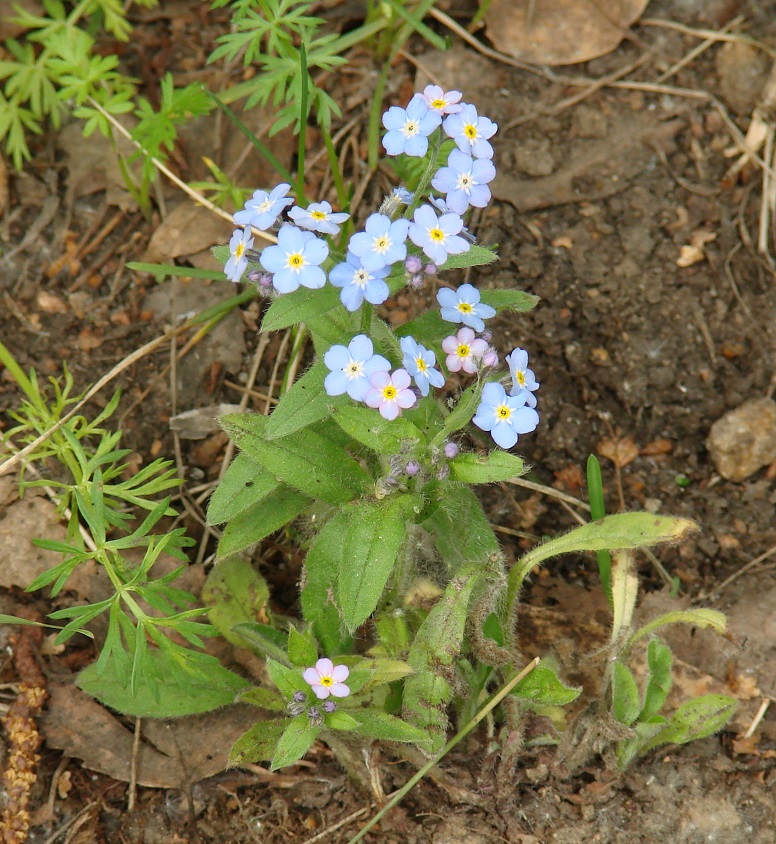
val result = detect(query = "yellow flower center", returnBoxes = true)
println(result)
[457,302,473,314]
[432,98,446,110]
[320,676,333,687]
[288,253,305,270]
[457,344,470,357]
[496,404,512,420]
[374,236,391,253]
[311,210,327,220]
[382,385,398,401]
[415,357,427,373]
[516,371,526,386]
[464,123,478,140]
[429,228,445,242]
[235,242,246,258]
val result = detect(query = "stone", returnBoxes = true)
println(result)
[706,397,776,482]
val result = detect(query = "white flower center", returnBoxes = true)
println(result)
[354,269,370,288]
[402,120,420,138]
[456,172,473,191]
[373,235,391,254]
[257,199,273,213]
[345,360,364,380]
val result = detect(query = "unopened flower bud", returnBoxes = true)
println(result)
[293,690,306,703]
[248,269,274,290]
[409,273,425,289]
[480,330,492,343]
[307,706,323,726]
[405,460,420,477]
[481,347,499,368]
[405,255,422,274]
[424,262,437,276]
[287,701,305,716]
[322,700,337,713]
[443,441,459,459]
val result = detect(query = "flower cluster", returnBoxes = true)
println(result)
[220,86,540,448]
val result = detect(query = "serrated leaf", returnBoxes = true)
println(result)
[229,718,291,766]
[611,660,641,726]
[216,487,312,560]
[351,710,429,743]
[220,413,371,505]
[271,714,321,770]
[207,453,279,525]
[262,285,343,332]
[333,404,423,453]
[337,495,415,630]
[202,557,271,646]
[511,664,581,707]
[265,360,347,440]
[449,450,526,483]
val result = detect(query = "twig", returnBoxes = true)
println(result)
[506,476,591,513]
[128,717,141,812]
[698,542,776,599]
[743,697,771,740]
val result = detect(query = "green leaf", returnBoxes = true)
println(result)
[640,639,672,721]
[216,487,312,560]
[267,658,306,698]
[77,648,248,717]
[287,626,319,667]
[201,557,271,646]
[449,450,526,483]
[480,288,539,313]
[611,661,641,726]
[482,613,505,646]
[364,657,414,689]
[325,710,359,731]
[423,484,500,573]
[265,360,347,440]
[221,413,371,505]
[333,404,423,453]
[629,608,727,648]
[337,495,415,631]
[271,713,321,770]
[642,695,737,752]
[433,380,485,444]
[207,453,279,525]
[395,309,450,345]
[229,718,291,767]
[511,663,581,707]
[262,285,343,332]
[508,513,699,611]
[237,686,288,712]
[438,244,499,271]
[231,622,289,665]
[351,710,430,743]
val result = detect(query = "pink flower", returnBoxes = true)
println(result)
[302,658,350,700]
[365,369,417,420]
[442,328,488,374]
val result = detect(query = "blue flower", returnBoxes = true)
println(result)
[234,183,293,229]
[259,225,328,294]
[437,283,496,333]
[382,99,442,157]
[329,253,390,311]
[400,336,445,397]
[348,214,409,271]
[288,201,350,236]
[443,105,497,159]
[224,227,254,283]
[472,382,539,449]
[505,348,540,408]
[408,205,469,266]
[323,335,391,401]
[431,149,496,214]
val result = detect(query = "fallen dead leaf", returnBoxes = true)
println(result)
[640,438,673,456]
[36,291,69,315]
[597,435,639,468]
[553,464,585,494]
[0,495,67,590]
[42,681,261,788]
[484,0,650,66]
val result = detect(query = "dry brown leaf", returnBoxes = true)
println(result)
[640,438,673,456]
[597,435,639,468]
[42,682,261,788]
[484,0,649,66]
[0,495,67,590]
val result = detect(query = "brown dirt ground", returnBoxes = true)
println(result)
[1,1,775,842]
